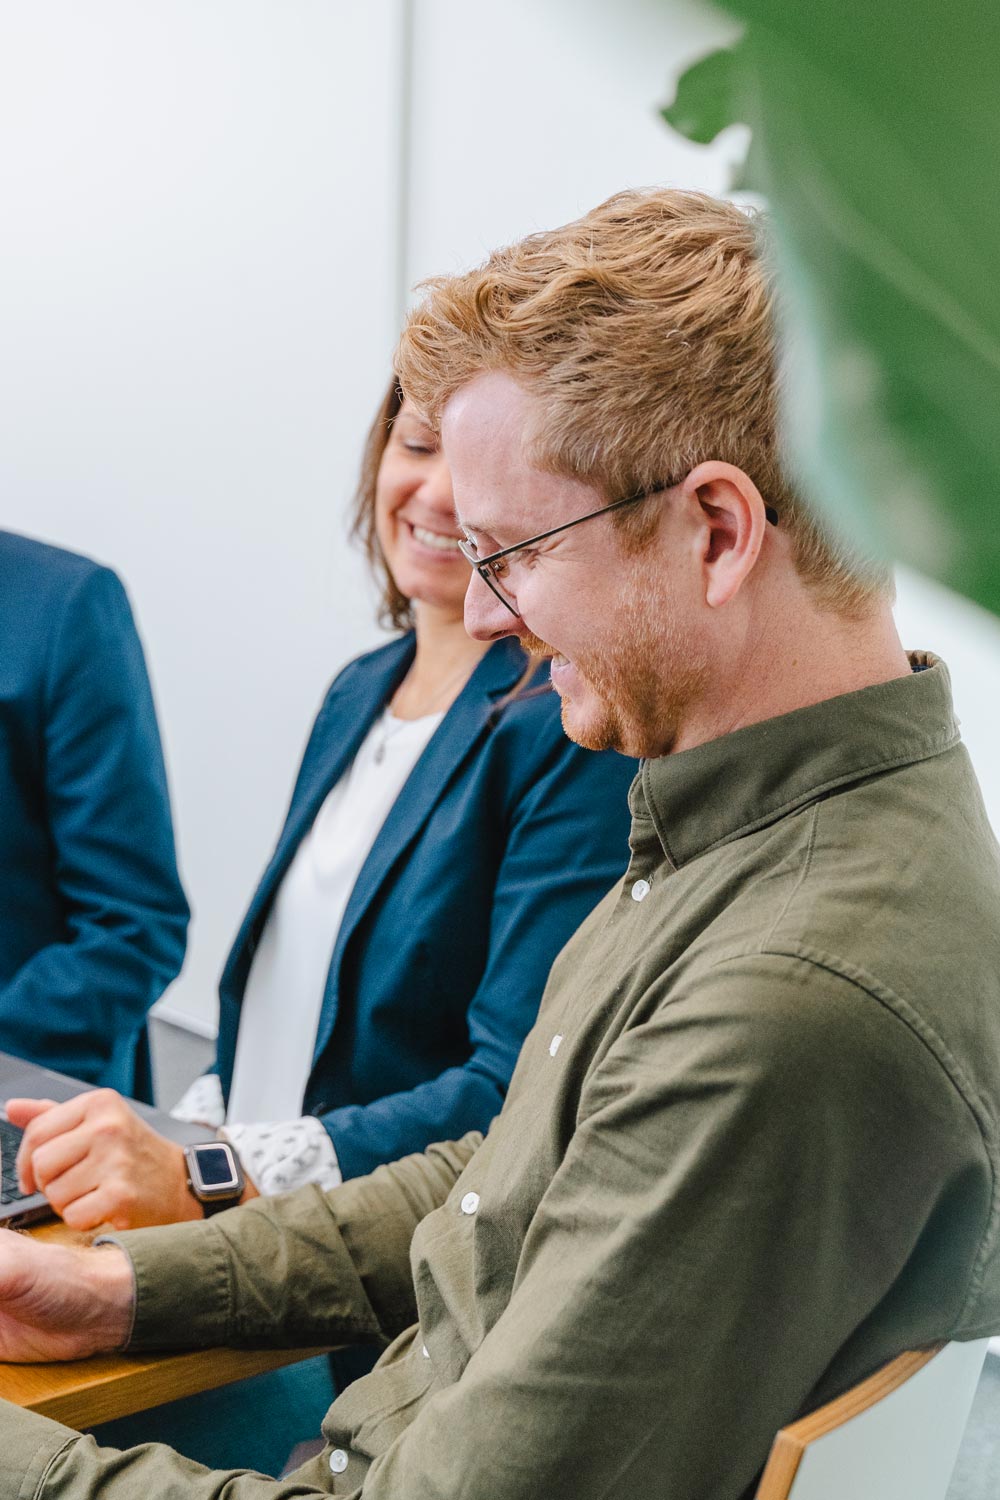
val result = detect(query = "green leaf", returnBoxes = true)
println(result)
[660,40,748,146]
[661,4,1000,619]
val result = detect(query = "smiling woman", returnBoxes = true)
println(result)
[368,393,473,620]
[350,381,470,632]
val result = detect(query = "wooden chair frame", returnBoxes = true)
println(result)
[755,1345,945,1500]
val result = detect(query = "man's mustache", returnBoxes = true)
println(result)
[520,631,555,659]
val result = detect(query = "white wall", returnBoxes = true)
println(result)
[0,2,403,1032]
[2,2,997,1035]
[894,570,1000,824]
[403,0,743,284]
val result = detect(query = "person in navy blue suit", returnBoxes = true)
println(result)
[0,530,188,1099]
[12,381,634,1231]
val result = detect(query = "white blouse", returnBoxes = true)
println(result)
[172,707,444,1195]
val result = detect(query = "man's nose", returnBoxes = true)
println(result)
[464,569,523,641]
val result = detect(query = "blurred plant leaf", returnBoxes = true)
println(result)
[660,41,747,146]
[661,2,1000,619]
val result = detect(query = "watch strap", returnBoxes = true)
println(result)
[199,1193,240,1218]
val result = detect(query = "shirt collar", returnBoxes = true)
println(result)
[632,653,960,871]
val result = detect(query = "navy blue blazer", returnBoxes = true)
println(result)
[215,633,636,1180]
[0,531,189,1095]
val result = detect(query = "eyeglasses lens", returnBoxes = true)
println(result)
[459,535,519,615]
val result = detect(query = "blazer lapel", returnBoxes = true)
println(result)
[240,634,417,951]
[310,636,528,1066]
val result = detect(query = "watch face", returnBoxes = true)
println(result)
[190,1144,240,1194]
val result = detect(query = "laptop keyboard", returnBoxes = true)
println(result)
[0,1116,30,1204]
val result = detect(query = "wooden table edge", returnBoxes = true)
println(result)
[3,1344,334,1430]
[0,1218,333,1430]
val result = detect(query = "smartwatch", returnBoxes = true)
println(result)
[183,1141,245,1217]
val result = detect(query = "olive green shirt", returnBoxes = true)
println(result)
[5,656,1000,1500]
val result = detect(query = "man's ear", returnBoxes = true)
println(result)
[682,461,770,609]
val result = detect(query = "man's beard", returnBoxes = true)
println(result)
[521,611,707,759]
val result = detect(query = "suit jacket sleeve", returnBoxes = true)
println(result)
[0,565,189,1086]
[319,709,635,1181]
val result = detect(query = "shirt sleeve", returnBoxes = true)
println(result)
[0,1403,340,1500]
[170,1073,226,1129]
[117,1132,481,1354]
[0,565,188,1088]
[221,1116,343,1194]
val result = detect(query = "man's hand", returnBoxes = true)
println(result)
[0,1233,134,1362]
[8,1091,204,1231]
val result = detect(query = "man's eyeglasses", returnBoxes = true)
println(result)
[458,482,779,616]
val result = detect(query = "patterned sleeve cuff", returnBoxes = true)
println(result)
[169,1071,226,1128]
[220,1115,343,1195]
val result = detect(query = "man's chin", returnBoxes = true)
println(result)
[558,695,626,755]
[548,657,660,756]
[558,687,669,758]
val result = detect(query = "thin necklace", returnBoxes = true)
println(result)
[372,662,472,765]
[371,710,412,766]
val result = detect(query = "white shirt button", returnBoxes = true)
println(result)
[329,1449,349,1474]
[422,1343,430,1358]
[631,878,651,902]
[549,1033,563,1057]
[460,1191,480,1215]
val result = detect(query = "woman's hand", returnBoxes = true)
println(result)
[0,1234,134,1362]
[8,1090,204,1231]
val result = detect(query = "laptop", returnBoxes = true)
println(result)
[0,1049,213,1227]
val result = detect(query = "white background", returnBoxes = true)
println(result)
[2,1,998,1035]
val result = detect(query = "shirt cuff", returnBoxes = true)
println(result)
[169,1071,225,1129]
[109,1216,234,1350]
[89,1240,138,1349]
[220,1117,343,1196]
